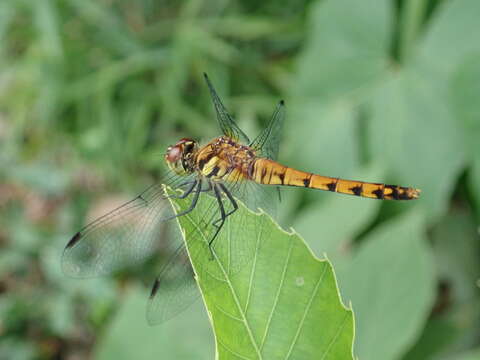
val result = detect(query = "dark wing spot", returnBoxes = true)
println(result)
[149,279,160,299]
[350,185,363,196]
[66,232,82,249]
[385,185,400,200]
[327,182,337,192]
[372,188,384,199]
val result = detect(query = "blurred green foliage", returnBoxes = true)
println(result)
[1,0,479,359]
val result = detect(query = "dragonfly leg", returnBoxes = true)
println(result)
[175,180,198,199]
[209,183,238,248]
[168,180,197,199]
[200,180,212,193]
[209,184,226,249]
[219,183,238,218]
[165,181,201,220]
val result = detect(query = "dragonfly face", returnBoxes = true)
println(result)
[165,138,198,176]
[63,73,421,325]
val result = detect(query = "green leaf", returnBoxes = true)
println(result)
[170,190,355,359]
[295,0,391,101]
[431,210,480,302]
[450,53,480,155]
[286,101,361,182]
[95,286,214,360]
[402,318,459,360]
[337,210,435,360]
[418,0,480,75]
[367,71,465,221]
[449,54,480,209]
[470,157,480,218]
[452,348,480,360]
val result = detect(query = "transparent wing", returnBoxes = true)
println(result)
[203,73,250,144]
[146,178,269,324]
[146,244,200,324]
[249,100,285,161]
[147,191,220,324]
[249,100,286,203]
[62,171,196,278]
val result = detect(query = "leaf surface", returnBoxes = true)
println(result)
[170,190,355,360]
[337,210,435,360]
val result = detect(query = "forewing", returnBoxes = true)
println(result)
[249,100,285,161]
[203,73,250,144]
[62,172,195,278]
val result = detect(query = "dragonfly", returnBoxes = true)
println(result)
[63,73,420,324]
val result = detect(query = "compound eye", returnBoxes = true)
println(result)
[166,146,182,163]
[184,142,195,152]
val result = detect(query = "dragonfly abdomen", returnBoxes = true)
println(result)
[251,158,420,200]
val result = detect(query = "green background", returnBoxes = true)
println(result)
[1,0,479,359]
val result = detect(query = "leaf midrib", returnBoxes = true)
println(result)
[182,212,263,360]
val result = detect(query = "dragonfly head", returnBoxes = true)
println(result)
[165,138,198,175]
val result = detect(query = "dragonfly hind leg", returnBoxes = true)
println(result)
[209,183,238,248]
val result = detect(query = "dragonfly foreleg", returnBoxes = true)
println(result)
[168,180,197,199]
[165,181,201,220]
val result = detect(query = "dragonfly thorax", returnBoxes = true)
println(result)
[165,138,198,175]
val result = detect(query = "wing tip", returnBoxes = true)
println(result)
[149,278,160,299]
[203,72,211,84]
[65,232,82,249]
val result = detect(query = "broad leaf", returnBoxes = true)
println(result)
[295,0,391,101]
[170,190,355,360]
[367,71,465,221]
[450,54,480,211]
[418,0,480,75]
[95,286,214,360]
[337,210,435,360]
[452,348,480,360]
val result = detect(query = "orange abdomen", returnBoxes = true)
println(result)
[250,158,420,200]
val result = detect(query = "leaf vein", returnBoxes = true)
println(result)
[320,311,350,360]
[244,223,263,314]
[182,213,262,359]
[218,338,255,360]
[285,263,328,359]
[213,302,244,322]
[260,239,295,350]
